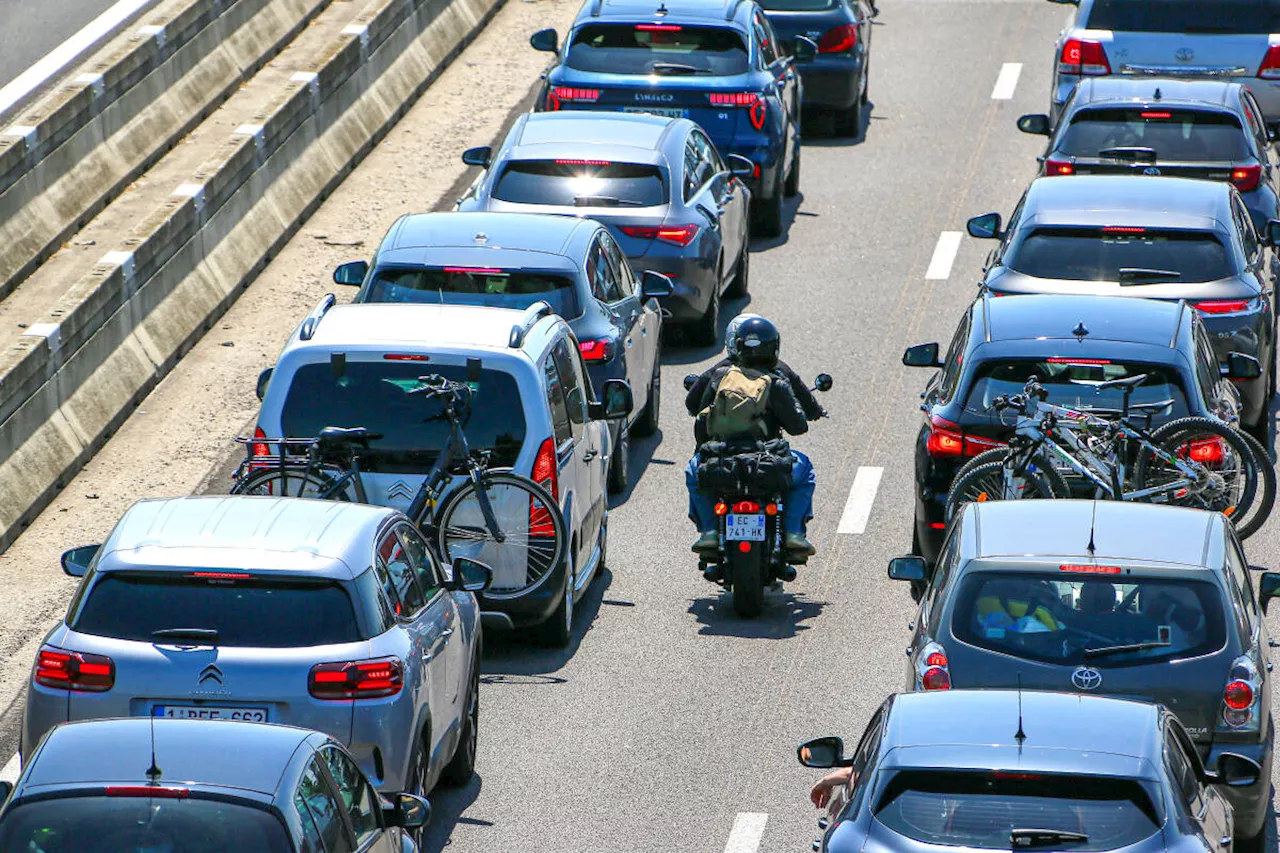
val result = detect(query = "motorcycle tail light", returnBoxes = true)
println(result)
[732,501,760,513]
[714,501,728,516]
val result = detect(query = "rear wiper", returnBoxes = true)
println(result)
[573,195,644,207]
[1098,146,1157,162]
[650,62,707,75]
[1118,267,1181,285]
[1011,829,1090,848]
[1084,640,1170,658]
[152,628,220,644]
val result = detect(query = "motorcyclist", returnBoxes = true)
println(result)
[684,316,818,561]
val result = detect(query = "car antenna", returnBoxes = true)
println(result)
[1153,86,1162,101]
[1072,321,1089,341]
[1015,674,1027,745]
[1087,501,1097,556]
[145,714,162,784]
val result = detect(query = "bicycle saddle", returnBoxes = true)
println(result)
[1095,373,1148,392]
[317,426,380,445]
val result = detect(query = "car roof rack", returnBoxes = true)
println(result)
[1170,299,1187,348]
[981,291,993,343]
[299,294,337,341]
[724,0,747,21]
[510,301,554,348]
[589,0,605,17]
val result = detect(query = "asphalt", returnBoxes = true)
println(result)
[0,0,123,90]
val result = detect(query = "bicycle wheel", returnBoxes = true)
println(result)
[1233,428,1276,540]
[1134,417,1258,527]
[945,456,1067,521]
[230,467,349,499]
[432,470,568,596]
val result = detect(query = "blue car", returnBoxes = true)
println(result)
[529,0,815,238]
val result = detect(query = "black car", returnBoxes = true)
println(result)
[1018,77,1280,232]
[904,292,1249,565]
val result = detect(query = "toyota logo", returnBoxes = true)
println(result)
[386,480,414,501]
[1071,666,1103,691]
[1143,166,1161,176]
[1175,47,1194,62]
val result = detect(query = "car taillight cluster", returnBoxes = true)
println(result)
[578,338,614,362]
[619,224,701,246]
[1058,38,1110,76]
[1193,299,1253,316]
[530,437,560,537]
[917,641,951,691]
[1258,45,1280,80]
[546,86,600,110]
[708,92,767,131]
[308,657,403,699]
[925,415,1004,458]
[1044,158,1075,176]
[34,645,115,692]
[1219,655,1261,731]
[818,24,857,54]
[1230,164,1262,193]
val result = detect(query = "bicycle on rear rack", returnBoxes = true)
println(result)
[231,373,568,583]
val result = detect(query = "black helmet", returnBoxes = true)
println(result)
[733,316,780,370]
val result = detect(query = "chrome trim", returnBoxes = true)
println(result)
[1121,64,1248,77]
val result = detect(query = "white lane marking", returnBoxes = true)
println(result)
[990,62,1023,100]
[924,231,963,280]
[724,813,769,853]
[0,0,158,119]
[1,752,19,784]
[838,466,884,535]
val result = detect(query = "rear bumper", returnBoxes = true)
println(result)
[1206,722,1274,839]
[1053,73,1280,126]
[798,55,863,110]
[628,250,717,320]
[477,550,569,629]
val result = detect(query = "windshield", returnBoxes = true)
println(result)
[365,266,581,318]
[755,0,839,10]
[1059,108,1251,162]
[1085,0,1280,33]
[952,570,1226,665]
[280,361,525,472]
[493,160,667,208]
[962,359,1189,421]
[564,23,750,75]
[0,795,293,853]
[1004,227,1237,282]
[875,770,1161,851]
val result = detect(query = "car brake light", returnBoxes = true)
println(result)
[106,786,190,798]
[1059,564,1122,574]
[619,226,659,239]
[636,23,681,30]
[732,500,760,513]
[925,651,948,667]
[35,646,115,692]
[188,571,252,580]
[917,641,951,691]
[926,415,1003,458]
[1058,38,1110,76]
[1044,158,1075,176]
[708,92,767,130]
[1046,357,1111,365]
[1259,45,1280,79]
[1194,299,1251,315]
[546,86,600,110]
[553,159,610,166]
[530,436,560,537]
[1225,680,1253,710]
[1219,656,1261,729]
[921,667,950,690]
[992,772,1042,781]
[578,338,614,362]
[383,353,430,361]
[1140,111,1172,119]
[1102,226,1145,234]
[656,224,700,246]
[252,425,269,459]
[1231,165,1262,192]
[818,23,857,53]
[309,657,403,699]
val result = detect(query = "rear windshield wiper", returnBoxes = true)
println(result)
[1084,640,1170,658]
[1098,146,1157,162]
[1118,267,1181,285]
[1011,829,1090,848]
[152,628,220,644]
[650,62,707,75]
[573,195,644,207]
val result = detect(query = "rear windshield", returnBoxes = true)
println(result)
[493,160,668,209]
[1085,0,1280,33]
[280,362,525,472]
[962,359,1189,421]
[564,23,750,75]
[1059,108,1251,162]
[952,571,1226,665]
[0,797,292,853]
[366,265,582,319]
[1004,227,1238,283]
[756,0,839,10]
[71,573,367,647]
[875,770,1160,851]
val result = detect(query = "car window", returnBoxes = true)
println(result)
[1004,226,1238,282]
[1234,196,1259,260]
[1193,321,1223,404]
[544,353,573,446]
[295,787,326,853]
[683,138,702,202]
[552,336,589,427]
[937,314,970,402]
[753,12,779,64]
[564,23,750,75]
[1164,724,1203,811]
[1057,108,1251,161]
[698,132,726,175]
[1085,0,1280,33]
[1226,540,1258,638]
[587,240,622,303]
[398,524,444,601]
[1243,93,1270,153]
[363,266,582,319]
[962,359,1189,422]
[925,531,961,635]
[299,758,354,853]
[320,747,381,845]
[755,0,837,10]
[378,530,425,617]
[600,232,635,299]
[491,159,666,208]
[846,708,884,814]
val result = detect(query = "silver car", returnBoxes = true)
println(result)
[457,110,753,345]
[22,495,490,799]
[1049,0,1280,126]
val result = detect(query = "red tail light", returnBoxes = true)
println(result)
[917,641,951,691]
[1258,45,1280,79]
[530,437,560,537]
[1194,299,1251,315]
[925,651,948,667]
[252,425,269,459]
[636,23,681,30]
[1044,158,1075,176]
[35,646,115,692]
[1059,563,1122,574]
[921,667,952,690]
[1102,226,1145,234]
[578,338,614,362]
[1058,38,1110,76]
[818,24,857,53]
[926,415,1004,458]
[714,501,728,516]
[657,224,700,246]
[383,353,430,361]
[708,92,767,130]
[619,226,659,239]
[106,786,190,799]
[546,86,600,110]
[1231,164,1262,192]
[1183,437,1225,465]
[732,500,760,513]
[309,657,403,699]
[1224,679,1254,710]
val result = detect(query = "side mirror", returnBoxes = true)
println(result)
[61,544,100,577]
[640,270,674,299]
[967,212,1003,240]
[1259,571,1280,613]
[1265,219,1280,247]
[726,153,755,177]
[461,146,492,168]
[888,555,927,582]
[1206,753,1262,787]
[1268,125,1280,143]
[683,373,698,391]
[1046,0,1079,5]
[814,373,833,392]
[797,736,848,768]
[384,792,432,829]
[256,367,273,401]
[902,342,942,368]
[530,28,558,52]
[333,260,367,286]
[1016,113,1051,136]
[1224,352,1263,380]
[792,36,817,63]
[589,379,633,420]
[451,557,493,592]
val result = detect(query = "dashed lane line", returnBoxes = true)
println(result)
[1,752,19,784]
[837,466,884,535]
[724,813,769,853]
[990,62,1023,100]
[923,231,963,280]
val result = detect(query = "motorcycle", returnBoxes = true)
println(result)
[683,371,833,617]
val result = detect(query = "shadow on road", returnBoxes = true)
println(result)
[479,568,616,675]
[609,427,672,509]
[686,588,827,639]
[419,775,485,853]
[802,99,877,149]
[660,295,753,359]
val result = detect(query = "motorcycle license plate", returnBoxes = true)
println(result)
[726,513,766,541]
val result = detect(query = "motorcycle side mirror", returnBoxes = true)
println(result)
[813,373,833,393]
[683,374,698,391]
[797,736,850,768]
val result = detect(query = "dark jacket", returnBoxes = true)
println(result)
[686,360,809,441]
[685,358,823,421]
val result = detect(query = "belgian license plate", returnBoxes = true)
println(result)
[152,705,267,722]
[621,106,686,119]
[726,513,766,541]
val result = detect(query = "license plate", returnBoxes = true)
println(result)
[726,513,766,541]
[621,106,686,119]
[152,705,268,722]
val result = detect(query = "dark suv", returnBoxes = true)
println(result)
[529,0,814,237]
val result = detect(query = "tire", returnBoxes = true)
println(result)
[404,732,431,844]
[1135,417,1260,530]
[441,650,479,787]
[784,145,800,197]
[950,447,1010,488]
[539,546,575,647]
[730,554,765,618]
[723,239,750,299]
[832,66,867,137]
[633,356,661,437]
[231,467,345,499]
[945,457,1068,520]
[689,273,720,346]
[608,420,630,494]
[432,470,567,594]
[750,172,783,239]
[1235,427,1276,540]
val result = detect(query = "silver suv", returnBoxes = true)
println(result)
[23,496,489,800]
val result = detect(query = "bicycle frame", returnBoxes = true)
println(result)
[404,406,505,544]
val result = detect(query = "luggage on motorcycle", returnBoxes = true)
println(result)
[695,439,793,494]
[701,366,771,440]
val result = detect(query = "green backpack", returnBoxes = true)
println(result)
[702,366,772,440]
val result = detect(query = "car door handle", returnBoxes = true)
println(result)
[1221,837,1233,847]
[441,628,454,639]
[583,450,598,461]
[625,336,633,347]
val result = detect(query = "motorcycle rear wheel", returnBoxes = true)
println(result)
[730,557,765,618]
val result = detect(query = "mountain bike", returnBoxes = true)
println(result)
[945,374,1272,538]
[231,374,568,582]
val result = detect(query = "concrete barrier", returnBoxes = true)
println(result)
[0,0,508,553]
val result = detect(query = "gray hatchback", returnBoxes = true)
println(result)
[888,500,1275,848]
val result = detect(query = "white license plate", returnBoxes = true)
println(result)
[726,513,766,541]
[621,106,686,119]
[152,705,268,722]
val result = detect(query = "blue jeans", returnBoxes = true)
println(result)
[686,449,815,535]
